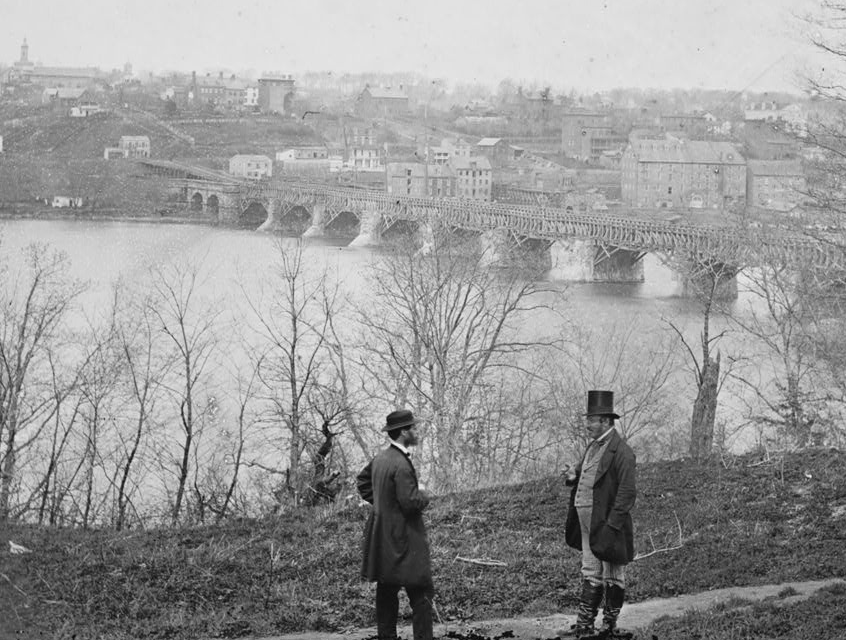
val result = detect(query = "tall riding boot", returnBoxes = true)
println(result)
[559,579,604,637]
[599,583,625,637]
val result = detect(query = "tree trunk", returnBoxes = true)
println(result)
[690,352,720,460]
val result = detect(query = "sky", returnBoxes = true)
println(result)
[0,0,831,94]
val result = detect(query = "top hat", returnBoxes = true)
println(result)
[383,409,420,432]
[585,390,620,419]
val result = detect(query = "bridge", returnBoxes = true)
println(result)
[137,160,845,293]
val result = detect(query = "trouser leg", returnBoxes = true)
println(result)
[375,583,400,640]
[405,584,434,640]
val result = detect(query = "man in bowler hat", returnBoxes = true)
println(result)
[357,409,434,640]
[562,391,637,638]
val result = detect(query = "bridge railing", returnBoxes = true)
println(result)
[167,171,844,268]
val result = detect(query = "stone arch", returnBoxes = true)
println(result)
[206,194,219,217]
[324,210,360,236]
[381,219,420,243]
[277,205,311,236]
[191,192,204,212]
[240,201,269,229]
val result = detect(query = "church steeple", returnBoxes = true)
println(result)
[20,38,29,64]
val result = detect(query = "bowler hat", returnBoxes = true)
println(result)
[383,409,420,432]
[585,390,620,419]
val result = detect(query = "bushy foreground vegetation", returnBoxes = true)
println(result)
[1,448,844,639]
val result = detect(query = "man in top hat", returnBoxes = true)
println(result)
[562,391,637,638]
[357,409,434,640]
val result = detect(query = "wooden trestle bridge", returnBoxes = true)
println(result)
[139,160,844,271]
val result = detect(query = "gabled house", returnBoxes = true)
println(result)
[355,85,409,118]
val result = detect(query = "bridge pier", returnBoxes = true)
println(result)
[548,240,644,283]
[350,204,381,247]
[256,201,278,232]
[302,203,325,237]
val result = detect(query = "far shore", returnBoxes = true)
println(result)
[0,204,217,226]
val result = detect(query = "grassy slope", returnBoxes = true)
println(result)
[1,448,845,639]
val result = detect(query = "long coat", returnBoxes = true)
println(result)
[357,445,432,587]
[565,429,637,565]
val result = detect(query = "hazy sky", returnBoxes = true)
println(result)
[1,0,828,93]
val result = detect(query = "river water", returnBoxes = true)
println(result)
[0,218,775,454]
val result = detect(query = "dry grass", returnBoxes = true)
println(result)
[0,448,845,639]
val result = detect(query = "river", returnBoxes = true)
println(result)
[0,218,776,444]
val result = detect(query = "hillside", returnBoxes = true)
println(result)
[0,109,325,212]
[1,448,844,639]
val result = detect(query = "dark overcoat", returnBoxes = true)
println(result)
[564,429,637,565]
[356,445,432,586]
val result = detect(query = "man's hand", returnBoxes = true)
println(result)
[563,463,577,484]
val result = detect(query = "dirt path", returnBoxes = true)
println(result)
[246,578,844,640]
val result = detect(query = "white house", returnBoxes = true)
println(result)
[229,154,273,180]
[119,135,150,158]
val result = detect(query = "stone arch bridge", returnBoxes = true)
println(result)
[138,160,844,292]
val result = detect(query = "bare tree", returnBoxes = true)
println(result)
[242,237,348,506]
[550,318,684,464]
[355,227,557,491]
[0,243,86,521]
[664,258,737,461]
[110,288,172,530]
[730,264,828,448]
[147,259,220,526]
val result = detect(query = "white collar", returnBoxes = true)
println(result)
[594,426,616,444]
[391,440,410,456]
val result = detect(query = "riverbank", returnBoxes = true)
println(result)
[0,204,216,226]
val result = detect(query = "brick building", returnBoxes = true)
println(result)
[257,75,295,114]
[386,162,456,198]
[621,138,746,209]
[355,86,409,118]
[746,160,806,211]
[452,156,492,202]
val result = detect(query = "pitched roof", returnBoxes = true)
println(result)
[365,87,407,99]
[634,140,745,165]
[477,137,503,147]
[451,156,492,170]
[27,66,99,78]
[44,87,87,99]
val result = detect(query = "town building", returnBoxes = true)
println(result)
[386,162,456,198]
[561,109,625,162]
[257,74,295,114]
[475,138,511,166]
[746,160,806,211]
[355,86,409,118]
[744,101,808,136]
[452,156,492,202]
[349,145,384,171]
[118,135,151,158]
[737,120,801,160]
[4,39,101,89]
[229,154,273,180]
[621,138,746,209]
[275,146,340,174]
[42,87,90,109]
[244,86,259,109]
[191,72,250,109]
